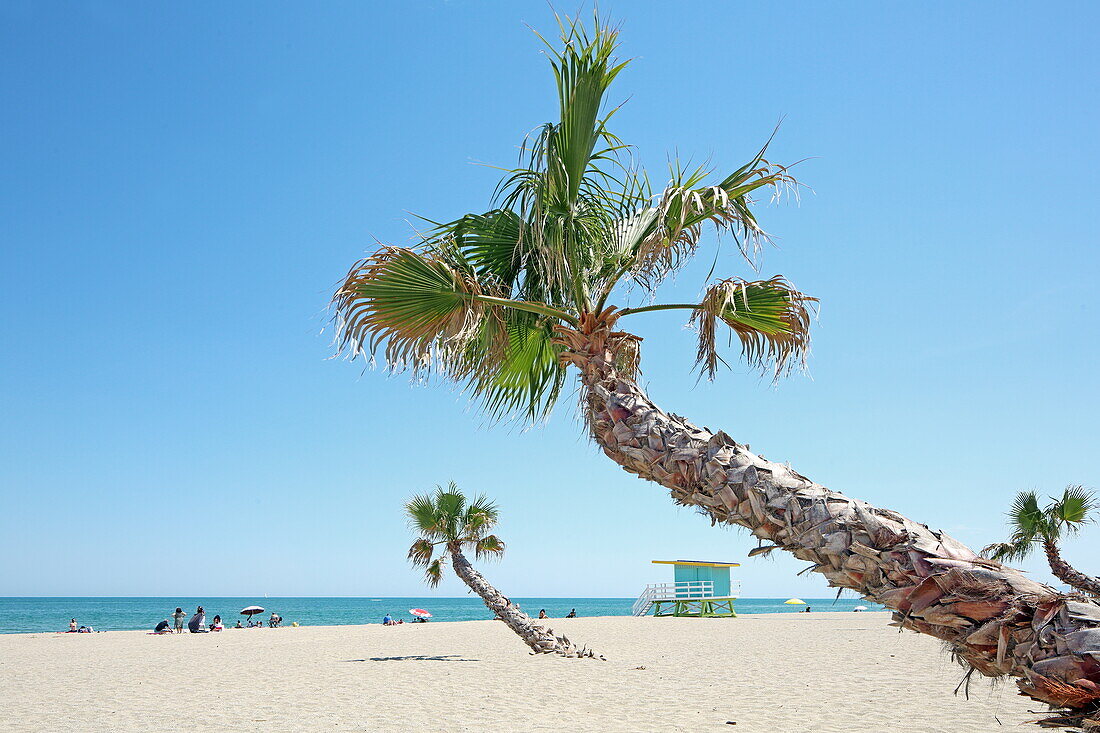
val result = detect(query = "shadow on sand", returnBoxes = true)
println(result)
[342,655,479,663]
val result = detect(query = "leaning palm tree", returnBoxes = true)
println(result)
[405,482,597,658]
[335,15,1100,727]
[983,487,1100,598]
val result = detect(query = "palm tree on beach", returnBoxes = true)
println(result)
[982,487,1100,597]
[405,482,597,658]
[335,14,1100,726]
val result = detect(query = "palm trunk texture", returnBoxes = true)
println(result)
[554,311,1100,729]
[448,544,600,659]
[1044,539,1100,599]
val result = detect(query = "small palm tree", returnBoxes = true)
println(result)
[982,486,1100,597]
[405,482,597,658]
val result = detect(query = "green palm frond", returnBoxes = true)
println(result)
[433,483,467,541]
[497,13,640,311]
[981,536,1034,563]
[462,494,500,537]
[461,311,567,422]
[1008,490,1049,540]
[690,276,815,379]
[334,247,499,374]
[405,493,445,539]
[425,210,526,290]
[474,534,506,561]
[334,237,576,423]
[538,13,628,208]
[1051,485,1097,532]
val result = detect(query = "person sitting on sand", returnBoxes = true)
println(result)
[538,609,548,619]
[210,615,224,631]
[234,619,242,628]
[566,609,577,618]
[173,607,187,633]
[382,613,395,626]
[188,606,207,633]
[803,606,811,613]
[69,618,78,632]
[154,619,171,634]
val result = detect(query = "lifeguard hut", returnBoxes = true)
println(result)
[631,560,741,618]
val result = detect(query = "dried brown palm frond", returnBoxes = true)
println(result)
[407,538,434,568]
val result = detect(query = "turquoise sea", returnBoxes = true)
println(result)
[0,597,882,633]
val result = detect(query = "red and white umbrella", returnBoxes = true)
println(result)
[409,608,432,619]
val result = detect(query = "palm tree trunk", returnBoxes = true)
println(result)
[448,544,599,658]
[1044,539,1100,598]
[555,312,1100,728]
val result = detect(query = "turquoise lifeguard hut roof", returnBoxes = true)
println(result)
[652,560,740,567]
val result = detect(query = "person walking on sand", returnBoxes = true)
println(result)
[172,607,187,633]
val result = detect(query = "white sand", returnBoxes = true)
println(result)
[0,612,1038,732]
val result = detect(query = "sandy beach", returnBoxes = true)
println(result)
[0,611,1041,732]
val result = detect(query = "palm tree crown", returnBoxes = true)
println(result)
[405,482,506,587]
[982,486,1097,563]
[333,14,814,422]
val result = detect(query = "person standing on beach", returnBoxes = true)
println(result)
[69,618,77,632]
[172,607,186,633]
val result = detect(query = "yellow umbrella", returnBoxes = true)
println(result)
[784,598,806,605]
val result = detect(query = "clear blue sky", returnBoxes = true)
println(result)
[2,1,1098,599]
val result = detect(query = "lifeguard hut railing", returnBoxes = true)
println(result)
[633,580,722,616]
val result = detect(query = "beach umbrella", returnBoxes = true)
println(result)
[409,608,432,619]
[240,605,264,620]
[784,598,806,605]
